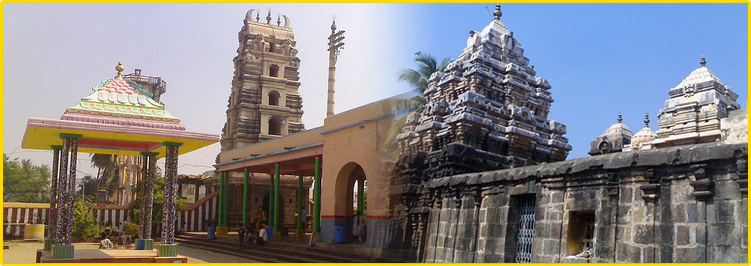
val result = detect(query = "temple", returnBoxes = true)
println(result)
[214,8,312,236]
[23,62,219,261]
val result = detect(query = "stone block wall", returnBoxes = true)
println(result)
[402,141,747,263]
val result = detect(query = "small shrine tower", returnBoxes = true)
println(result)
[221,8,305,151]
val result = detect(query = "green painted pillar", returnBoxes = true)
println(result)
[220,173,226,226]
[357,179,364,218]
[242,168,249,229]
[313,156,321,233]
[224,172,230,226]
[217,173,222,226]
[217,172,228,235]
[296,172,303,237]
[268,169,274,227]
[273,163,281,236]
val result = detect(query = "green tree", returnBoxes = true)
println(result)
[398,51,451,95]
[71,194,98,241]
[3,154,51,202]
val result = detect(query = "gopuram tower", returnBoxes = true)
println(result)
[221,8,304,151]
[392,5,571,254]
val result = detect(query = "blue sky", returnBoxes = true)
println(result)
[3,3,747,175]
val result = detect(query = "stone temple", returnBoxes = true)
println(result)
[389,5,747,263]
[395,5,571,178]
[211,5,746,264]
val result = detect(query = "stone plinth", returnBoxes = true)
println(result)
[37,248,187,263]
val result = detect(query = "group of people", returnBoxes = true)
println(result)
[206,207,305,249]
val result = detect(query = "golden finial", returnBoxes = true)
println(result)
[617,113,622,124]
[115,62,125,79]
[643,112,650,127]
[266,8,272,24]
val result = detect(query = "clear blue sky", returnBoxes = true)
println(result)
[3,4,747,175]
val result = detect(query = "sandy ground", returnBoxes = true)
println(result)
[2,240,260,263]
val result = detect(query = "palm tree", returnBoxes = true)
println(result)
[398,51,451,95]
[89,154,119,195]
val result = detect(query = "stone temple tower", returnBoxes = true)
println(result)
[221,8,305,151]
[396,4,571,176]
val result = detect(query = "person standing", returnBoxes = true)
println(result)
[237,224,247,249]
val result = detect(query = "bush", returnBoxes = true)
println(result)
[123,221,140,237]
[71,195,98,241]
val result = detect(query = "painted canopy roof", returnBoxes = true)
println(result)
[22,64,218,157]
[60,77,184,130]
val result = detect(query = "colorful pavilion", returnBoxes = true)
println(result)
[22,63,219,260]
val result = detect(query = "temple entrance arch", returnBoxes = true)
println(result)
[333,162,367,242]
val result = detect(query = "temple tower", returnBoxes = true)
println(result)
[221,8,304,151]
[652,57,740,147]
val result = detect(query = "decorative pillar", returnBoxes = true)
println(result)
[296,171,304,238]
[136,152,157,250]
[243,168,249,229]
[313,156,322,233]
[45,146,61,251]
[54,139,68,245]
[273,163,281,239]
[52,133,81,259]
[158,142,181,257]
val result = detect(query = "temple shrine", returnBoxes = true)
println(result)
[22,62,219,262]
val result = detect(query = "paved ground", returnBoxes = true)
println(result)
[2,240,260,263]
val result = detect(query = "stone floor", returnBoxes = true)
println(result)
[2,240,260,263]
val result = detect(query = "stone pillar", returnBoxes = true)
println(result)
[243,168,249,229]
[158,142,181,257]
[44,146,61,251]
[136,152,157,250]
[313,156,322,233]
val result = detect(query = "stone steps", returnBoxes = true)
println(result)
[176,234,366,263]
[174,236,320,263]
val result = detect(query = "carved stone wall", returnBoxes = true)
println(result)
[397,141,746,263]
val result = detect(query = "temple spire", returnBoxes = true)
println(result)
[700,54,706,67]
[493,4,502,20]
[617,113,622,124]
[643,112,650,127]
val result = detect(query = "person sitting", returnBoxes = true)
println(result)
[207,221,217,240]
[99,232,115,249]
[257,224,268,246]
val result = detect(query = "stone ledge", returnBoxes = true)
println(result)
[425,142,747,189]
